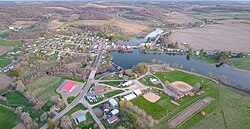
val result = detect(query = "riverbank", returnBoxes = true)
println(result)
[110,49,250,93]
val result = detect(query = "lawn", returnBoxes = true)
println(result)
[67,95,78,104]
[0,40,22,46]
[131,90,176,119]
[100,81,123,87]
[0,59,11,68]
[64,44,76,49]
[151,70,250,129]
[77,113,96,129]
[65,77,86,83]
[226,58,250,71]
[139,75,163,89]
[66,103,86,115]
[106,90,124,98]
[0,105,20,129]
[145,49,161,53]
[155,70,211,86]
[26,76,63,102]
[191,52,218,64]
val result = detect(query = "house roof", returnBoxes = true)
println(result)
[93,85,107,92]
[76,114,86,122]
[109,99,118,106]
[124,93,136,101]
[134,89,142,96]
[108,115,117,124]
[111,109,119,115]
[62,81,76,92]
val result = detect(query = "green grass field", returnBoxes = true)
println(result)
[0,105,20,129]
[26,76,63,102]
[0,40,22,46]
[155,70,211,86]
[66,103,86,115]
[106,90,124,98]
[191,52,219,64]
[0,91,44,119]
[132,70,220,129]
[226,58,250,71]
[139,75,163,89]
[77,113,96,129]
[100,81,123,87]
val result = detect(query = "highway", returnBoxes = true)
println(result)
[40,43,105,129]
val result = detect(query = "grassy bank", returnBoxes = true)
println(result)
[226,58,250,71]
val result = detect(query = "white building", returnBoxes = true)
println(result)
[149,78,157,83]
[121,81,133,87]
[109,99,118,107]
[134,89,142,96]
[124,93,136,101]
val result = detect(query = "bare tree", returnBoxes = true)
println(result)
[60,115,72,129]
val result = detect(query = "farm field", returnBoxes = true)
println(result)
[0,105,20,129]
[26,76,63,102]
[170,21,250,52]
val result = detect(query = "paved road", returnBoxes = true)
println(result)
[40,43,105,129]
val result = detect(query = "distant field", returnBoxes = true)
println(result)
[226,58,250,71]
[170,21,250,52]
[0,105,20,129]
[11,20,37,28]
[0,40,22,46]
[26,76,63,102]
[44,6,72,11]
[50,19,65,30]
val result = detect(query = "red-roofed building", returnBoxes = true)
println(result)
[62,81,76,92]
[107,115,117,124]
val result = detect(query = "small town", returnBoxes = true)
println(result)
[0,1,250,129]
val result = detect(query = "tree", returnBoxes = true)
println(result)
[47,118,54,129]
[237,53,244,58]
[14,69,21,77]
[60,115,72,129]
[218,51,229,62]
[174,42,179,49]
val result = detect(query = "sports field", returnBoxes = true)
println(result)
[0,105,20,129]
[26,76,63,102]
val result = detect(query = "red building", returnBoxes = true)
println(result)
[62,81,76,92]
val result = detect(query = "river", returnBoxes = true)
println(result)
[109,29,250,91]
